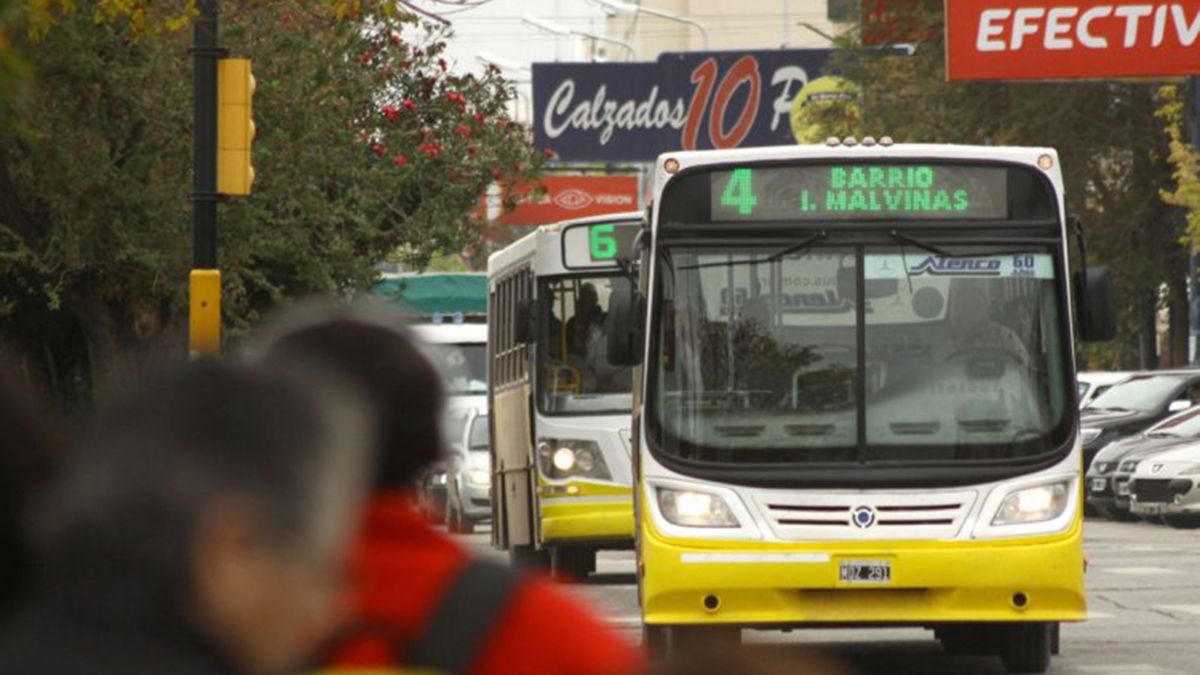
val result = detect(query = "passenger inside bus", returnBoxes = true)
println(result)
[540,279,633,413]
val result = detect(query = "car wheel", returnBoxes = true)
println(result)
[1163,514,1200,529]
[997,623,1052,674]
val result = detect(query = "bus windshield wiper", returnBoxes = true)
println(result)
[889,230,952,257]
[679,230,829,271]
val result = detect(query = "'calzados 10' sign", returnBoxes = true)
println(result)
[533,49,832,162]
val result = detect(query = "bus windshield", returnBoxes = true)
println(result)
[649,243,1071,465]
[539,275,633,415]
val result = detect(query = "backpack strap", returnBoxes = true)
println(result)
[404,558,524,675]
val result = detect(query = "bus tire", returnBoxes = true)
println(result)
[998,623,1052,674]
[936,625,984,655]
[553,546,595,581]
[509,545,550,570]
[642,625,670,658]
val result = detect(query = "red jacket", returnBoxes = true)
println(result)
[326,494,643,675]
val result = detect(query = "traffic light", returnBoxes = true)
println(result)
[217,58,255,196]
[189,269,222,357]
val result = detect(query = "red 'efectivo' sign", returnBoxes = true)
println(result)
[946,1,1200,81]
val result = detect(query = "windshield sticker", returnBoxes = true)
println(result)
[865,253,1053,280]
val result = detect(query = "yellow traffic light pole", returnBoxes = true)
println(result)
[190,0,253,357]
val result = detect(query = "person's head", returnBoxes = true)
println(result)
[0,366,63,617]
[40,361,373,675]
[257,302,448,492]
[578,283,600,317]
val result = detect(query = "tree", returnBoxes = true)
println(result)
[0,2,543,402]
[831,6,1187,368]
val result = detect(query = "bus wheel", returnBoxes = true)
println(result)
[935,625,984,655]
[998,623,1051,674]
[642,625,670,659]
[552,546,595,581]
[509,545,550,570]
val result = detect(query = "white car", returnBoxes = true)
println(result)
[1078,371,1134,410]
[1128,441,1200,529]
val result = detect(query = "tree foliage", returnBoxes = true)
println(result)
[831,5,1187,367]
[0,1,543,401]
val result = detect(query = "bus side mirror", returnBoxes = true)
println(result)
[1076,266,1116,342]
[607,277,644,366]
[515,298,537,344]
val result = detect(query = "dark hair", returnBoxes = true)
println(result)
[0,368,63,615]
[264,318,446,490]
[40,360,369,585]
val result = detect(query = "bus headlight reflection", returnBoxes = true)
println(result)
[657,487,739,528]
[992,481,1069,526]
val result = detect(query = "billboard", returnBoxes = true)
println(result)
[946,1,1200,81]
[533,49,834,162]
[484,175,640,226]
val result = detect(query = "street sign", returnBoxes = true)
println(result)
[946,1,1200,81]
[533,50,833,162]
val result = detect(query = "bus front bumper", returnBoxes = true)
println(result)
[540,497,634,543]
[641,521,1085,627]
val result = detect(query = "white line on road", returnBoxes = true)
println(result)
[1101,566,1180,576]
[1156,605,1200,616]
[1086,611,1115,619]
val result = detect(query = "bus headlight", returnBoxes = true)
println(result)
[657,487,739,528]
[537,439,611,480]
[991,481,1069,526]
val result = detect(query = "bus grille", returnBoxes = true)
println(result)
[754,490,977,541]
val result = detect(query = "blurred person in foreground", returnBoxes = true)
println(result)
[258,303,642,675]
[0,361,374,675]
[0,367,64,620]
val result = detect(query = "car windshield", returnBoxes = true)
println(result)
[1146,407,1200,437]
[649,244,1071,464]
[468,415,489,450]
[538,275,633,415]
[429,343,486,395]
[1089,375,1188,413]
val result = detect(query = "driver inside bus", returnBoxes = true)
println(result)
[941,281,1030,365]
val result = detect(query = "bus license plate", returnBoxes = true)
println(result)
[839,560,891,584]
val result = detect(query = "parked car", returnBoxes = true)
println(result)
[445,410,492,534]
[1128,441,1200,529]
[1078,371,1133,410]
[1086,406,1200,520]
[1079,370,1200,468]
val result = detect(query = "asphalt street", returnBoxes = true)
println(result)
[458,519,1200,674]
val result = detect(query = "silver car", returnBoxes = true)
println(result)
[1128,441,1200,529]
[445,410,492,534]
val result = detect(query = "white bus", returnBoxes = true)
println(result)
[605,143,1115,672]
[487,212,644,578]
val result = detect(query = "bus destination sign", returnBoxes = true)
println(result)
[561,220,642,269]
[709,164,1009,221]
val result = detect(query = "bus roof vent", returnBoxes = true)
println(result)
[879,136,895,147]
[842,136,858,147]
[861,136,877,147]
[825,136,841,147]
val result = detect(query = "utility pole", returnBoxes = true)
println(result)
[191,0,222,357]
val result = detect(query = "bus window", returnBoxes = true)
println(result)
[539,276,633,414]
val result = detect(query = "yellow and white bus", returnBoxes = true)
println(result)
[605,143,1115,672]
[487,212,644,578]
